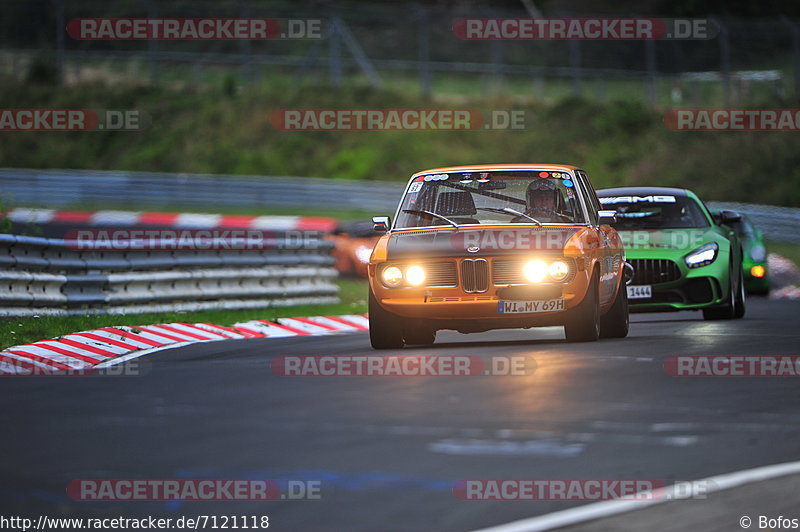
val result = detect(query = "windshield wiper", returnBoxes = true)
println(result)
[477,207,541,225]
[401,209,459,228]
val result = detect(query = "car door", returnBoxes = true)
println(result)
[576,170,618,306]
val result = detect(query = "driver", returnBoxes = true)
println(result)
[525,179,570,222]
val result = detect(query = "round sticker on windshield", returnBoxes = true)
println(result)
[563,179,574,187]
[538,171,549,178]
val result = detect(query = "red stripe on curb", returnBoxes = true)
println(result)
[73,332,144,351]
[296,217,338,232]
[287,317,338,331]
[1,354,48,372]
[323,315,368,330]
[156,324,213,341]
[6,349,74,370]
[202,323,264,338]
[139,212,180,226]
[257,320,311,336]
[219,215,258,228]
[52,211,93,223]
[96,327,165,347]
[40,339,115,359]
[134,326,188,343]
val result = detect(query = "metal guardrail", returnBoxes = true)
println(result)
[0,168,404,212]
[0,233,339,316]
[2,168,797,242]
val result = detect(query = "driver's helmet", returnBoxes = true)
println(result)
[526,178,560,213]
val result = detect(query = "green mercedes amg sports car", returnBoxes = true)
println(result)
[596,187,746,320]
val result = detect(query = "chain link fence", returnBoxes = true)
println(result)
[1,1,798,106]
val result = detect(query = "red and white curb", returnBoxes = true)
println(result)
[0,314,368,375]
[2,208,338,232]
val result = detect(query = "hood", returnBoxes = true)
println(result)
[616,228,720,253]
[386,226,581,259]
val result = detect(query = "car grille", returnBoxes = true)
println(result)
[629,258,681,285]
[424,261,458,287]
[492,258,576,285]
[460,259,489,293]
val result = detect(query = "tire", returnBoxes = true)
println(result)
[600,280,629,339]
[733,267,746,319]
[702,265,737,320]
[369,289,404,349]
[564,272,600,342]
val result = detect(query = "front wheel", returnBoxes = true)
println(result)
[703,266,738,320]
[369,289,404,349]
[564,273,600,342]
[733,267,746,319]
[600,280,629,339]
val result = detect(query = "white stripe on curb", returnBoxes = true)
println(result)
[0,314,371,375]
[471,460,800,532]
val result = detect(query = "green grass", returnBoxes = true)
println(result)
[0,278,368,350]
[1,78,798,208]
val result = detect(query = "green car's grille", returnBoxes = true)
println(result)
[629,259,681,285]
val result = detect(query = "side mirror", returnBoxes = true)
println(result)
[623,261,635,285]
[598,210,617,225]
[372,216,391,233]
[718,210,742,225]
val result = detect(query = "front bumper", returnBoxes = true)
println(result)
[626,254,730,312]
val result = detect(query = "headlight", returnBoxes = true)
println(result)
[750,265,766,278]
[548,260,570,282]
[685,242,718,268]
[749,244,766,262]
[523,260,548,283]
[405,265,426,286]
[381,266,403,287]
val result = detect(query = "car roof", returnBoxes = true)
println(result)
[596,186,690,197]
[412,164,581,177]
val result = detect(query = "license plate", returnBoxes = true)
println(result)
[627,285,652,299]
[497,299,566,314]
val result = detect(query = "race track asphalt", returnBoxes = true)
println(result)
[2,297,799,531]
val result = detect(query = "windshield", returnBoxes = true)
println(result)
[394,170,587,229]
[598,194,709,229]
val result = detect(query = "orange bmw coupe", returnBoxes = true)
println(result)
[367,164,630,348]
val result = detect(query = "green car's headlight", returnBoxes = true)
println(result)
[685,242,719,268]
